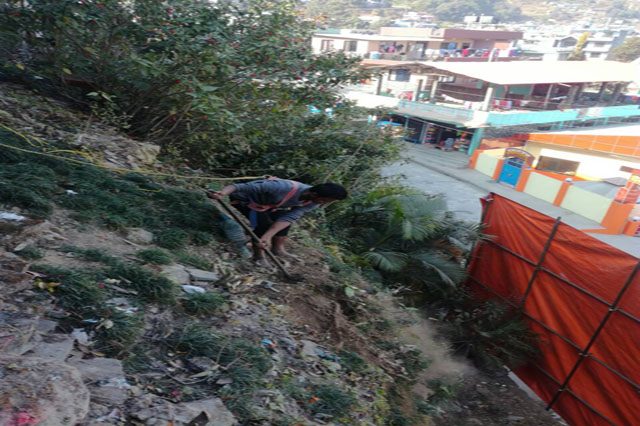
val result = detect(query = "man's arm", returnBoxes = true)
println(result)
[258,221,291,248]
[207,184,236,200]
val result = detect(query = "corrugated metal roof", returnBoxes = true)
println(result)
[427,61,638,85]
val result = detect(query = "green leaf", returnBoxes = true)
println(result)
[362,251,408,272]
[344,286,355,298]
[62,67,72,75]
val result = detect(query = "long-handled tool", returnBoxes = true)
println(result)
[213,198,300,282]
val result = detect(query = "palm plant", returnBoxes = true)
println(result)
[335,189,539,368]
[345,191,474,289]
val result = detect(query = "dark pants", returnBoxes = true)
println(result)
[233,204,291,238]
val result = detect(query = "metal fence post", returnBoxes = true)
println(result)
[465,193,494,268]
[519,217,562,309]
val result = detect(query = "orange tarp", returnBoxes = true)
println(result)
[467,193,639,426]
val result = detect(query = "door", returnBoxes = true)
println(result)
[498,157,523,187]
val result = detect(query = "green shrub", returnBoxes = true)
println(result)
[173,251,212,270]
[306,384,356,417]
[106,263,177,305]
[182,292,226,316]
[136,248,172,265]
[61,246,119,265]
[169,323,271,391]
[16,245,44,260]
[30,264,106,315]
[339,350,369,374]
[94,310,144,357]
[154,228,189,249]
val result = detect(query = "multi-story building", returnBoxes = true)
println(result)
[347,60,640,155]
[311,27,523,61]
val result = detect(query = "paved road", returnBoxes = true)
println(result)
[382,160,485,222]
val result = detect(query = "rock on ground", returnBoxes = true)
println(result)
[132,397,237,426]
[126,228,154,245]
[0,355,90,426]
[161,264,190,285]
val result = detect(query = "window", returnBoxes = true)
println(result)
[389,69,411,82]
[320,39,334,52]
[590,52,602,58]
[344,40,358,52]
[536,156,579,175]
[440,41,457,49]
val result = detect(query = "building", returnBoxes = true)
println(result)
[517,29,634,62]
[347,60,640,154]
[468,123,640,236]
[311,27,523,61]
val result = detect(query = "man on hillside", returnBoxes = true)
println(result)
[207,178,347,261]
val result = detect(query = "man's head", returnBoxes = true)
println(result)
[304,183,348,205]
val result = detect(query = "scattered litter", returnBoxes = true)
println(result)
[261,338,277,353]
[103,279,138,295]
[95,409,122,422]
[34,278,61,293]
[186,268,220,282]
[216,377,233,385]
[97,319,114,330]
[0,212,26,221]
[260,280,280,292]
[106,297,138,314]
[98,377,131,389]
[65,189,78,195]
[181,284,206,294]
[71,328,90,346]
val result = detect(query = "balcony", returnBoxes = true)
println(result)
[346,87,640,130]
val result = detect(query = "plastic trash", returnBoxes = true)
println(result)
[0,212,26,221]
[181,285,206,294]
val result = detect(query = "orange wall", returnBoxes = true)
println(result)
[526,133,640,159]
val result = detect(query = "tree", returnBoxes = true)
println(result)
[609,37,640,62]
[0,0,396,184]
[406,0,522,22]
[567,32,589,61]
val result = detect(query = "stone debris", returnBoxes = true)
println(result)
[126,228,154,245]
[0,355,90,426]
[131,397,237,426]
[67,356,126,384]
[27,334,75,361]
[186,268,221,282]
[160,264,190,284]
[67,356,131,407]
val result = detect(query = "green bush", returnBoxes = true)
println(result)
[169,323,272,417]
[94,310,144,357]
[173,251,212,270]
[30,264,106,315]
[106,262,177,305]
[0,1,396,184]
[182,292,226,316]
[136,248,172,265]
[16,245,44,260]
[154,228,189,250]
[306,384,357,417]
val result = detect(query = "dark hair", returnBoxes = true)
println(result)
[309,183,348,200]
